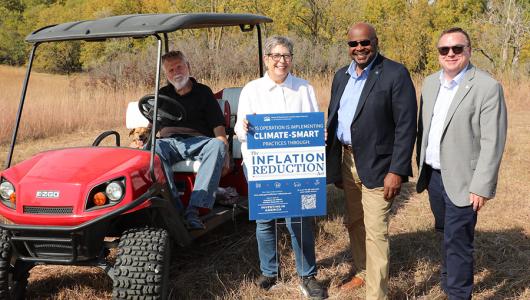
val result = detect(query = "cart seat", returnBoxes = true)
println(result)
[125,88,242,173]
[171,87,242,173]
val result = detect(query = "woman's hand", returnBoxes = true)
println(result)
[242,119,249,133]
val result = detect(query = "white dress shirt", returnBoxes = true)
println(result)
[235,72,319,157]
[425,66,468,169]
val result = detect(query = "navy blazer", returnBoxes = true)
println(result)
[326,55,417,188]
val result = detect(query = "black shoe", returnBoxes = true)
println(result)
[300,276,326,299]
[256,275,277,290]
[185,215,205,230]
[184,208,205,230]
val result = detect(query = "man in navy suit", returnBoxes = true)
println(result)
[326,23,417,299]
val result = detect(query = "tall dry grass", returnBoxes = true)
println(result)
[0,65,330,150]
[0,65,258,147]
[0,65,529,299]
[0,65,148,146]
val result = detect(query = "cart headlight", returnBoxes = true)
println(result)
[0,180,16,209]
[85,177,126,211]
[106,182,124,202]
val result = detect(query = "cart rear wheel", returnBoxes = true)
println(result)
[112,227,171,300]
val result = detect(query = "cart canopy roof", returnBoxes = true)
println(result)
[26,13,272,43]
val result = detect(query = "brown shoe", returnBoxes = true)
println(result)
[340,276,365,290]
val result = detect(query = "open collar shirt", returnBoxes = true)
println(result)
[235,72,319,155]
[425,65,469,169]
[336,55,377,145]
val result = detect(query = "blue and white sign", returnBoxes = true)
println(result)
[246,112,326,220]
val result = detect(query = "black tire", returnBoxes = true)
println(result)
[113,227,171,300]
[0,229,11,299]
[0,229,29,300]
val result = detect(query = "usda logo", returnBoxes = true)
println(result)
[36,191,60,198]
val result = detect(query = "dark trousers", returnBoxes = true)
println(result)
[427,167,477,300]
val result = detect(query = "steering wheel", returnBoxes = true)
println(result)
[138,94,187,125]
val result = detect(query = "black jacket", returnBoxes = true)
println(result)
[326,55,417,188]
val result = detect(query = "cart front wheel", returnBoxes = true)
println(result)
[112,227,171,299]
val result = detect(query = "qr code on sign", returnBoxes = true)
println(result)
[301,194,317,210]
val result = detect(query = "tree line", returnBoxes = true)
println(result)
[0,0,528,83]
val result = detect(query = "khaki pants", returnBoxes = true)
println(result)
[341,147,392,300]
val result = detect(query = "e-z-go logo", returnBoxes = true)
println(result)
[36,191,60,198]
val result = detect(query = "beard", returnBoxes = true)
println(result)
[169,75,190,90]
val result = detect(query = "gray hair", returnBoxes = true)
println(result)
[162,50,189,66]
[264,36,294,54]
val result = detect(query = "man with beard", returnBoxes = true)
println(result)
[153,50,228,230]
[326,23,417,299]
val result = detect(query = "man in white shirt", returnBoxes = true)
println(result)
[416,27,507,300]
[235,36,324,299]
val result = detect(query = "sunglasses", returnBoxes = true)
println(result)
[437,45,467,56]
[347,40,371,47]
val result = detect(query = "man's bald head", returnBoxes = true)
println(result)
[348,23,378,41]
[347,22,379,71]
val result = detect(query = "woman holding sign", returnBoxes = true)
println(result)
[235,36,325,299]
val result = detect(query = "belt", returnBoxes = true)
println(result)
[426,164,441,173]
[343,144,353,151]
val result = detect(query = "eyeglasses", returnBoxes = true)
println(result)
[347,40,371,47]
[437,45,468,56]
[267,53,293,62]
